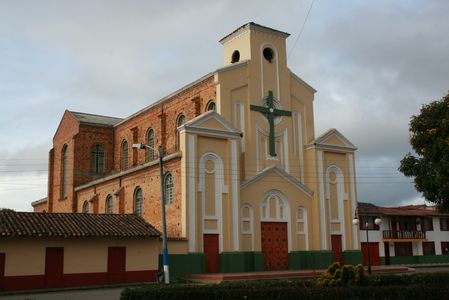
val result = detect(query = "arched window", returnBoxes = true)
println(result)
[105,195,113,214]
[165,173,174,204]
[121,140,128,170]
[206,101,216,111]
[177,114,185,127]
[241,204,254,251]
[61,145,68,198]
[82,201,89,214]
[134,187,143,216]
[91,144,105,174]
[148,128,155,161]
[176,114,186,150]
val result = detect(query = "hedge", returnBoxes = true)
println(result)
[121,272,449,300]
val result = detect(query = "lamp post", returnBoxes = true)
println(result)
[353,216,381,275]
[132,144,169,284]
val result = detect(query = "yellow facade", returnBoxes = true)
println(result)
[179,23,359,258]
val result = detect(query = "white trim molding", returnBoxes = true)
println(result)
[317,150,327,249]
[348,154,359,249]
[188,134,196,252]
[326,165,346,251]
[230,140,239,251]
[199,152,224,253]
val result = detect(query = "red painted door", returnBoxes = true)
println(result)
[261,222,288,270]
[108,247,126,283]
[203,234,219,273]
[0,253,5,291]
[331,235,343,263]
[361,242,380,266]
[45,247,64,288]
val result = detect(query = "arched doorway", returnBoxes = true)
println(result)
[260,190,290,270]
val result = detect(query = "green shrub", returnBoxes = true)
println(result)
[120,272,449,300]
[316,262,365,287]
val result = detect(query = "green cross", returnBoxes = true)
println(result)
[250,90,292,157]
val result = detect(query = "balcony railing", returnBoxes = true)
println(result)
[383,230,426,240]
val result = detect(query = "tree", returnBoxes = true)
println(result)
[399,92,449,211]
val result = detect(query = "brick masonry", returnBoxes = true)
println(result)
[46,75,216,237]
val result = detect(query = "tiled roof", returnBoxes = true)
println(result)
[0,210,160,238]
[69,111,123,127]
[358,202,449,217]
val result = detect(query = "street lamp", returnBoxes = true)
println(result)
[132,143,170,284]
[353,215,381,275]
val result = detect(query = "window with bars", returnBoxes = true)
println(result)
[440,218,449,231]
[421,217,433,231]
[134,187,143,216]
[91,144,105,174]
[206,101,216,111]
[441,241,449,255]
[82,201,89,214]
[394,242,413,256]
[61,145,68,198]
[121,140,128,170]
[165,173,174,204]
[105,195,113,214]
[423,241,435,255]
[148,129,155,161]
[176,115,186,151]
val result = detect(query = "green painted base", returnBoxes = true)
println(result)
[343,250,363,265]
[380,254,449,265]
[158,253,205,280]
[288,251,334,270]
[220,252,264,273]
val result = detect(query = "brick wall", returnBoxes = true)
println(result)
[50,111,79,212]
[50,75,216,230]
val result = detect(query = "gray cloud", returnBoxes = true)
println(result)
[1,0,447,209]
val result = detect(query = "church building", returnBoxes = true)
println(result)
[37,23,361,275]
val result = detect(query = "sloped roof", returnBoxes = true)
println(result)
[0,210,160,238]
[358,202,449,217]
[31,197,47,207]
[219,22,290,44]
[69,111,123,127]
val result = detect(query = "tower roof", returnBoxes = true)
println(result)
[219,22,290,44]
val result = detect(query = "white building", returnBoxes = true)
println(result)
[357,202,449,265]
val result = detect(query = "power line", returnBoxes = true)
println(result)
[288,0,316,59]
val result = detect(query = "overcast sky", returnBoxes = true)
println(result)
[1,0,448,211]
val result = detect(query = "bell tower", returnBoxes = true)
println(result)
[219,23,290,106]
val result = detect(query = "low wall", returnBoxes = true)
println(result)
[380,255,449,265]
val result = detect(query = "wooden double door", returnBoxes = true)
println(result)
[261,222,288,270]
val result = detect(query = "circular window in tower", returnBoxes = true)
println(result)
[231,50,240,63]
[263,47,274,63]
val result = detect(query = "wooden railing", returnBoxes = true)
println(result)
[383,230,426,240]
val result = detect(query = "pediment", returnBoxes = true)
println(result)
[241,166,313,198]
[179,111,241,138]
[307,128,357,152]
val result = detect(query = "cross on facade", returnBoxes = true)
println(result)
[250,90,292,157]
